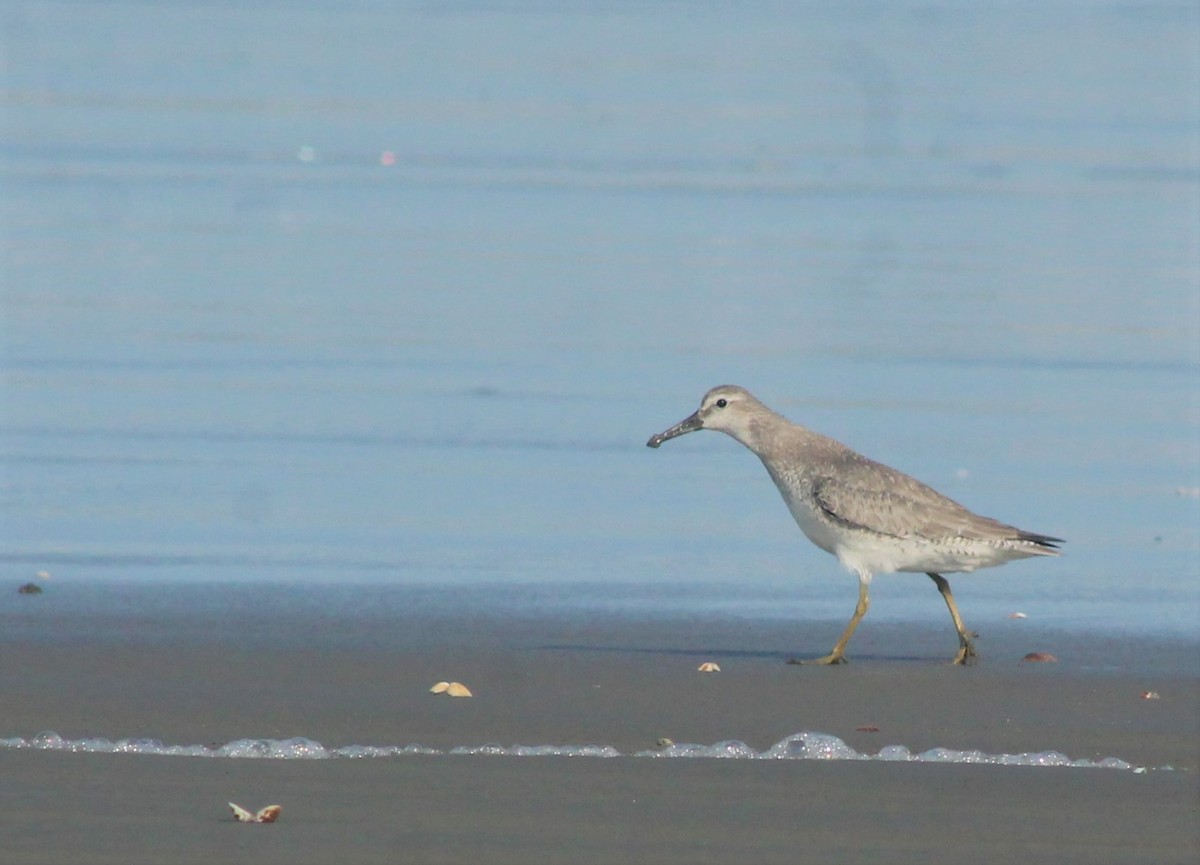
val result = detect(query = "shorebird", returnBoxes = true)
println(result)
[646,385,1062,665]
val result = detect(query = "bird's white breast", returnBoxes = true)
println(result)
[768,465,999,579]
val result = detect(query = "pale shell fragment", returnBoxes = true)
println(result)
[229,802,282,824]
[1008,612,1028,619]
[697,662,721,672]
[430,680,472,697]
[1141,691,1161,700]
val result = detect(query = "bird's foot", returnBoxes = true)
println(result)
[787,653,849,666]
[950,639,978,666]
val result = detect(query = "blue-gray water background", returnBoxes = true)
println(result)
[2,1,1198,637]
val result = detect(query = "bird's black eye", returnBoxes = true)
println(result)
[715,398,727,408]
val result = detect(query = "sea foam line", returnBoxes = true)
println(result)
[0,730,1156,770]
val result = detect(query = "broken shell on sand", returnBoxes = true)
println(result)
[430,681,472,697]
[229,802,282,824]
[697,662,721,672]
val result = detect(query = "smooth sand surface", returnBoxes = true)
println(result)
[2,583,1197,864]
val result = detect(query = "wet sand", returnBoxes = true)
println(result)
[1,584,1197,864]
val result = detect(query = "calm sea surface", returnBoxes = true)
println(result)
[2,2,1198,636]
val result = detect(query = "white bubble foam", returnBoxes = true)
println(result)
[213,737,330,759]
[335,743,442,759]
[759,731,865,761]
[0,730,1146,771]
[449,743,622,758]
[641,739,762,759]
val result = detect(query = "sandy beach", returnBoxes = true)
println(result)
[2,583,1196,865]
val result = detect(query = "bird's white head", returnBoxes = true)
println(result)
[646,385,766,448]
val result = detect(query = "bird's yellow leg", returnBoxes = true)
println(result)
[928,572,977,665]
[793,579,870,665]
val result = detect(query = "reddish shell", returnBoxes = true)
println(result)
[257,806,282,824]
[1021,652,1058,663]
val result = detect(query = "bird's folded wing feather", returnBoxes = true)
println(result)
[812,473,1021,544]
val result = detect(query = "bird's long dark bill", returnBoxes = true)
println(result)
[646,412,703,448]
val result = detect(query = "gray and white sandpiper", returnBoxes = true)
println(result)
[647,385,1062,665]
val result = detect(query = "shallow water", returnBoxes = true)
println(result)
[2,2,1198,636]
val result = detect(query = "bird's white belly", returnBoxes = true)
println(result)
[832,532,987,578]
[780,492,991,579]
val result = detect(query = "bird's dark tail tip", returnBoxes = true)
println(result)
[1019,531,1064,554]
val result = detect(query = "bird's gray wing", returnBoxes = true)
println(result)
[811,470,1025,545]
